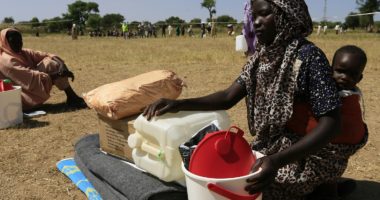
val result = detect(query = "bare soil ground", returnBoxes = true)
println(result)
[0,34,379,199]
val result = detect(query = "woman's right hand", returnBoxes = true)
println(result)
[143,98,181,120]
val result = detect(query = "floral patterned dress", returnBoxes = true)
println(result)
[236,40,368,200]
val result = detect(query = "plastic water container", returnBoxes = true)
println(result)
[236,35,248,52]
[128,110,231,183]
[0,79,14,91]
[183,151,264,200]
[0,86,23,129]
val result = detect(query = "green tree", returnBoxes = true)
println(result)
[201,0,216,21]
[190,18,202,28]
[359,15,371,27]
[356,0,380,25]
[155,20,165,25]
[101,13,125,30]
[43,17,66,33]
[30,17,40,28]
[165,16,185,25]
[129,21,140,30]
[345,12,360,29]
[2,17,14,24]
[216,15,237,24]
[86,14,102,30]
[66,1,99,26]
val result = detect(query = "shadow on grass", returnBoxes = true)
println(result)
[6,117,50,129]
[4,102,89,130]
[345,180,380,200]
[26,102,87,114]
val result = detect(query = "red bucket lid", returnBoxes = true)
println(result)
[189,126,256,178]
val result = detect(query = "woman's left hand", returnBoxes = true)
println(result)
[245,156,280,194]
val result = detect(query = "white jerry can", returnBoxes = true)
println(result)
[128,110,231,183]
[0,86,23,129]
[235,35,248,52]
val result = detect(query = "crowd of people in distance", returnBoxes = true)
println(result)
[86,22,235,39]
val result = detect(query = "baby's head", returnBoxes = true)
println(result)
[332,45,367,90]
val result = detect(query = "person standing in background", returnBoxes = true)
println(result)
[161,24,167,37]
[122,22,129,39]
[71,24,78,40]
[187,25,194,37]
[210,19,217,38]
[181,25,186,36]
[176,25,181,37]
[201,23,207,38]
[317,24,322,35]
[323,24,328,35]
[168,25,173,37]
[335,24,340,35]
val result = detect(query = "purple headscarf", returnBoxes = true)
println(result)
[243,0,256,55]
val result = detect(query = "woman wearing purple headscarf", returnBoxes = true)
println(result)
[144,0,366,199]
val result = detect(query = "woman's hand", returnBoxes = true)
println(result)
[245,156,280,195]
[143,98,181,120]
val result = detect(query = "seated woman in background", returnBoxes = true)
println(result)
[0,28,86,111]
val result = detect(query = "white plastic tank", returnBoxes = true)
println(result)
[236,35,248,52]
[0,86,23,129]
[128,110,231,183]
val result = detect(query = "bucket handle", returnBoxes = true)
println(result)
[226,126,244,137]
[207,183,260,200]
[215,126,244,156]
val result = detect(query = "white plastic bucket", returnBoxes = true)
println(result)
[236,35,248,52]
[0,86,23,129]
[183,151,263,200]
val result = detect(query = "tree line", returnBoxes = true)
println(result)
[0,0,236,34]
[1,0,379,33]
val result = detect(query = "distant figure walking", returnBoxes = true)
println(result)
[168,25,173,37]
[207,22,212,35]
[187,25,194,37]
[176,25,180,37]
[161,24,167,37]
[201,23,206,38]
[71,24,78,40]
[122,22,129,39]
[317,24,322,35]
[181,25,186,36]
[335,24,340,35]
[323,25,328,35]
[210,20,217,38]
[227,24,235,36]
